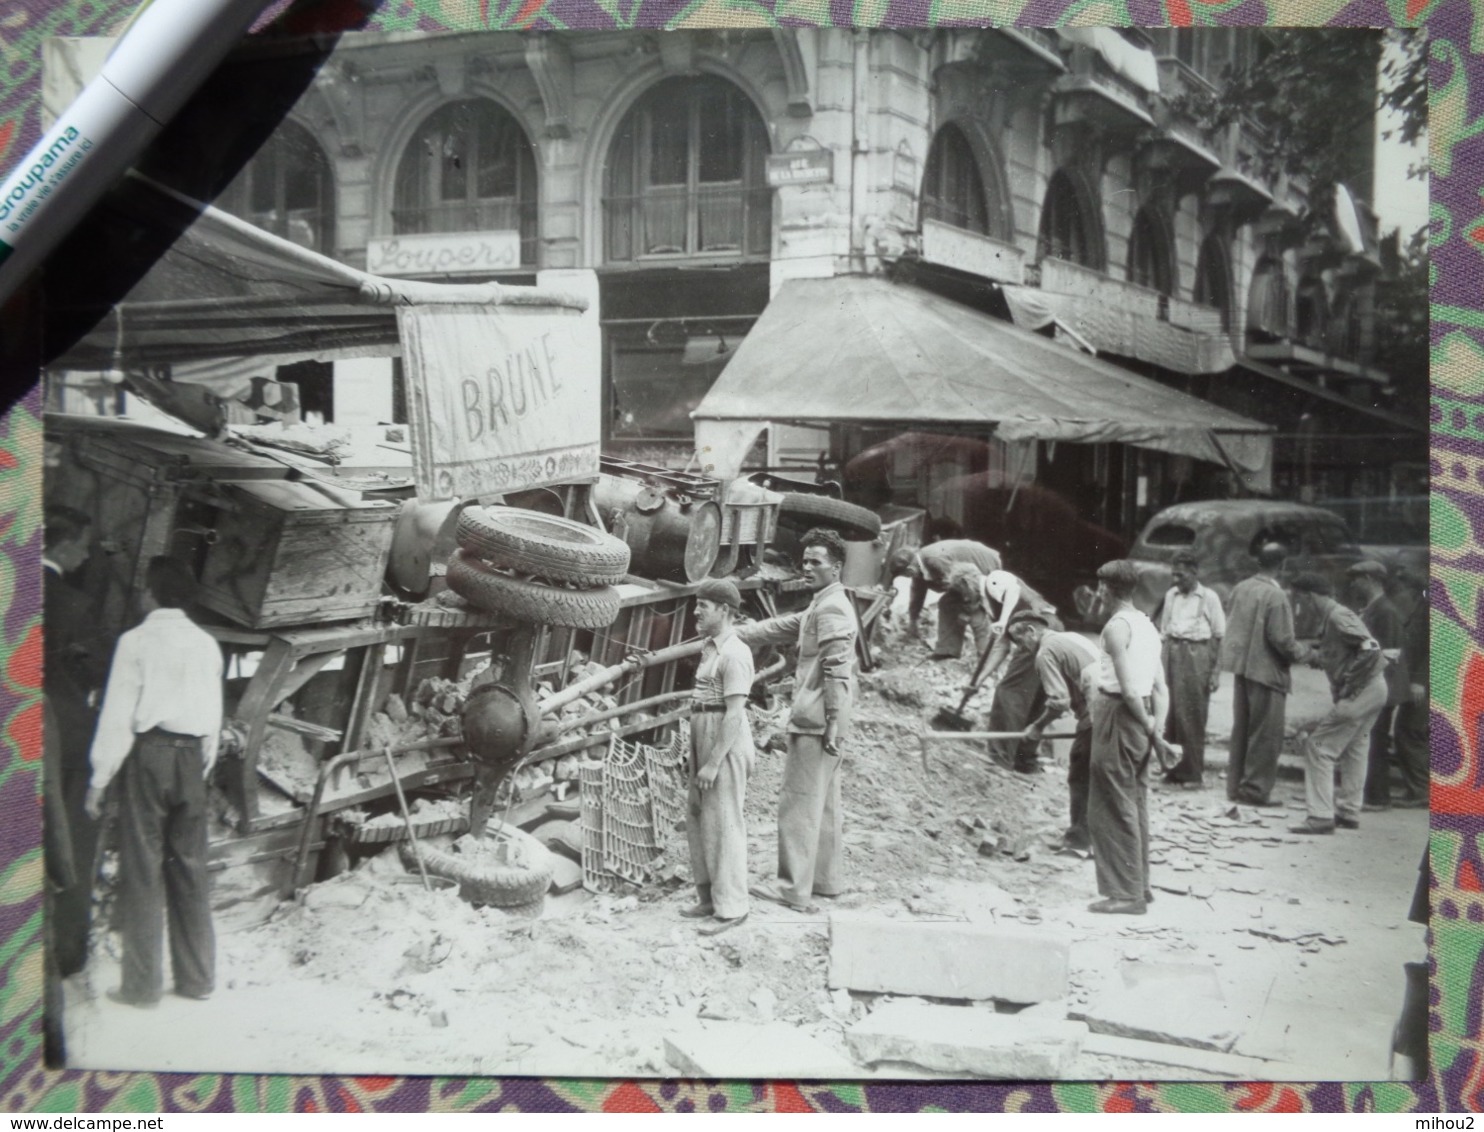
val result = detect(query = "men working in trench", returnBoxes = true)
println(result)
[681,579,756,937]
[741,528,858,914]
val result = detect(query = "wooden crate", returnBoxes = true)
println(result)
[196,481,398,628]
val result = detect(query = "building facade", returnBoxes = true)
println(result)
[52,27,1425,543]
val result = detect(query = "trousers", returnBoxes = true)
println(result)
[1088,695,1152,904]
[1228,676,1287,803]
[1065,727,1092,848]
[986,647,1048,771]
[776,733,843,904]
[1393,699,1429,800]
[1163,638,1217,783]
[1303,676,1388,824]
[1363,704,1399,805]
[686,717,750,919]
[116,730,215,1002]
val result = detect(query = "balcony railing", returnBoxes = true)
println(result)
[604,184,772,263]
[1041,257,1225,333]
[392,199,538,265]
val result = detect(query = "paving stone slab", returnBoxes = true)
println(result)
[828,914,1070,1003]
[846,1001,1087,1079]
[663,1021,858,1079]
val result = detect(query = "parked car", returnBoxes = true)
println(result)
[1078,500,1369,635]
[1314,495,1427,579]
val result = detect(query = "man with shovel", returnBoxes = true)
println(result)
[945,564,1060,773]
[1009,610,1101,851]
[740,528,858,914]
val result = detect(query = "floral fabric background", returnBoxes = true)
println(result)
[0,0,1478,1113]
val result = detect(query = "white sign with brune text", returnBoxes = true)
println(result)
[367,230,522,277]
[397,301,600,500]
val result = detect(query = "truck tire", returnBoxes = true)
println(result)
[776,493,882,539]
[456,506,630,586]
[446,550,622,629]
[400,825,554,908]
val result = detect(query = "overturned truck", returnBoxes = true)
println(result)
[44,174,811,913]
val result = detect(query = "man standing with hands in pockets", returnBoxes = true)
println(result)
[85,557,223,1007]
[681,579,756,937]
[742,528,858,915]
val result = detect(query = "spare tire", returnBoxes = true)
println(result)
[457,506,630,586]
[446,550,622,629]
[776,493,882,539]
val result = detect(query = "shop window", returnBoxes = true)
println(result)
[603,76,771,263]
[1127,206,1174,297]
[1194,234,1233,333]
[1246,257,1290,345]
[608,331,738,441]
[393,99,538,265]
[921,124,998,237]
[220,119,334,253]
[1037,169,1104,271]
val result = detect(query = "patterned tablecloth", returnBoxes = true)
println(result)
[0,0,1479,1113]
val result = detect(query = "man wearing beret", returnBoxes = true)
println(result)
[681,579,756,936]
[1348,560,1406,811]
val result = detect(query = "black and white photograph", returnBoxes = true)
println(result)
[38,24,1429,1081]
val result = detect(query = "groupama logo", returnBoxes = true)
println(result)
[0,126,83,223]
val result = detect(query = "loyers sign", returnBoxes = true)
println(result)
[366,231,522,277]
[397,301,600,501]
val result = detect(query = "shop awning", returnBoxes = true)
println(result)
[48,172,585,392]
[691,275,1272,480]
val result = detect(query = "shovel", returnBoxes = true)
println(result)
[930,630,1001,732]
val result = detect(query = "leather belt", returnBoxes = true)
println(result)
[691,702,727,713]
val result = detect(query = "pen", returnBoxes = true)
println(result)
[0,0,271,303]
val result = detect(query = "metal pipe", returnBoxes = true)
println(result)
[384,745,432,891]
[538,637,706,715]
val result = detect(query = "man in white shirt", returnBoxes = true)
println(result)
[1089,560,1170,916]
[85,557,224,1007]
[1156,552,1226,789]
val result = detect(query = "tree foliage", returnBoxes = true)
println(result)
[1175,29,1427,200]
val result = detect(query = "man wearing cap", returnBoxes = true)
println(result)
[947,564,1061,773]
[681,579,756,936]
[741,528,858,913]
[888,539,1003,658]
[1348,560,1406,811]
[1156,552,1226,789]
[1220,544,1312,806]
[1010,610,1102,851]
[1288,574,1387,834]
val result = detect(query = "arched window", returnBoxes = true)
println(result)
[1126,206,1174,296]
[603,76,771,263]
[921,124,989,235]
[1037,169,1103,270]
[393,99,538,265]
[1193,234,1232,333]
[1295,275,1329,349]
[1246,257,1290,345]
[220,119,334,253]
